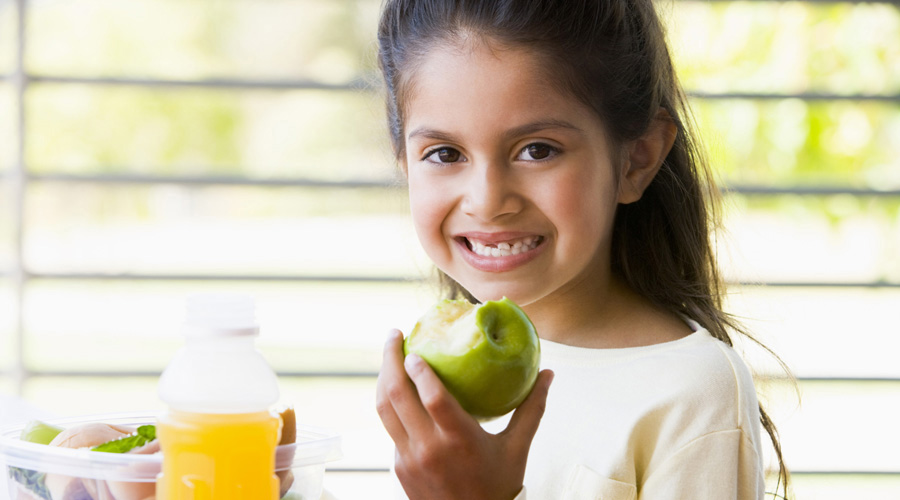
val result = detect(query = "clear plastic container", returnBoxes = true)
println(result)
[0,412,341,500]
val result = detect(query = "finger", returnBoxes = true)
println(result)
[375,330,413,444]
[403,353,478,434]
[378,329,433,437]
[503,369,554,451]
[375,365,408,446]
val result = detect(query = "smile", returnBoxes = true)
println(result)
[466,236,543,257]
[454,233,546,273]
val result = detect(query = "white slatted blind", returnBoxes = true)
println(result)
[1,1,898,498]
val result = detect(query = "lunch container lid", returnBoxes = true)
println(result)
[0,412,341,482]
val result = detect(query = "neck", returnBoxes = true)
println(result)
[523,273,690,349]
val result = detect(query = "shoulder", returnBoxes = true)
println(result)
[628,325,763,458]
[634,326,767,494]
[541,324,760,433]
[614,326,763,479]
[648,326,760,426]
[516,328,765,495]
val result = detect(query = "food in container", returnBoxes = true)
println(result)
[0,411,341,500]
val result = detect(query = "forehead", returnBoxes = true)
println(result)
[402,38,597,134]
[410,37,554,93]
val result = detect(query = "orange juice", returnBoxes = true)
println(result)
[157,295,282,499]
[157,410,281,500]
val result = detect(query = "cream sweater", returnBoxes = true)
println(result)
[393,321,766,499]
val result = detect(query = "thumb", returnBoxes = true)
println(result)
[503,369,554,448]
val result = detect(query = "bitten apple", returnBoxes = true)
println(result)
[403,297,540,420]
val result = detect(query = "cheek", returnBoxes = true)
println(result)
[407,176,452,251]
[548,168,618,246]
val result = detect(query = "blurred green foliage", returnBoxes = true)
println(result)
[26,86,391,181]
[3,0,895,189]
[27,86,242,175]
[693,99,900,188]
[671,2,900,95]
[668,1,900,192]
[0,0,897,252]
[24,0,380,81]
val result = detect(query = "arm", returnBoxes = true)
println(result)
[376,329,553,500]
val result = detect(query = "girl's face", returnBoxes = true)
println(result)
[402,40,625,308]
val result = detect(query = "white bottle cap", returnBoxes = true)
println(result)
[159,293,280,413]
[183,293,259,338]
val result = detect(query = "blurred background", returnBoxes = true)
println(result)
[0,0,898,498]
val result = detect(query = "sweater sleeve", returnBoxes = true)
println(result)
[638,428,765,500]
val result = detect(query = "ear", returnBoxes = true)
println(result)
[617,108,677,204]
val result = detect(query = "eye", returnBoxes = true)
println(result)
[517,143,559,161]
[423,147,465,164]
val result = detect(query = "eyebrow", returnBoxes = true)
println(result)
[504,119,583,139]
[406,119,583,142]
[406,127,460,143]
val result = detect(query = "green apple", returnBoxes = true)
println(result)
[403,297,540,420]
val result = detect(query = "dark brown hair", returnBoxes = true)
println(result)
[377,0,789,496]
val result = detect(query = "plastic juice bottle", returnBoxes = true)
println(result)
[156,294,282,500]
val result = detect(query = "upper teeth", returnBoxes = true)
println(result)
[469,237,540,257]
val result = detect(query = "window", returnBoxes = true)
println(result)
[1,1,898,498]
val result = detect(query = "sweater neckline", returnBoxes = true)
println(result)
[538,318,712,363]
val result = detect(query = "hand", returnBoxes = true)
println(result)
[376,329,554,500]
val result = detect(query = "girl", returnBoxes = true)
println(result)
[374,0,789,499]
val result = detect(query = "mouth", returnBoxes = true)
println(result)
[462,235,544,257]
[454,233,545,273]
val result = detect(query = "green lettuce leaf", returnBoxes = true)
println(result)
[91,424,156,453]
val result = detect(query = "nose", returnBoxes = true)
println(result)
[460,161,523,222]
